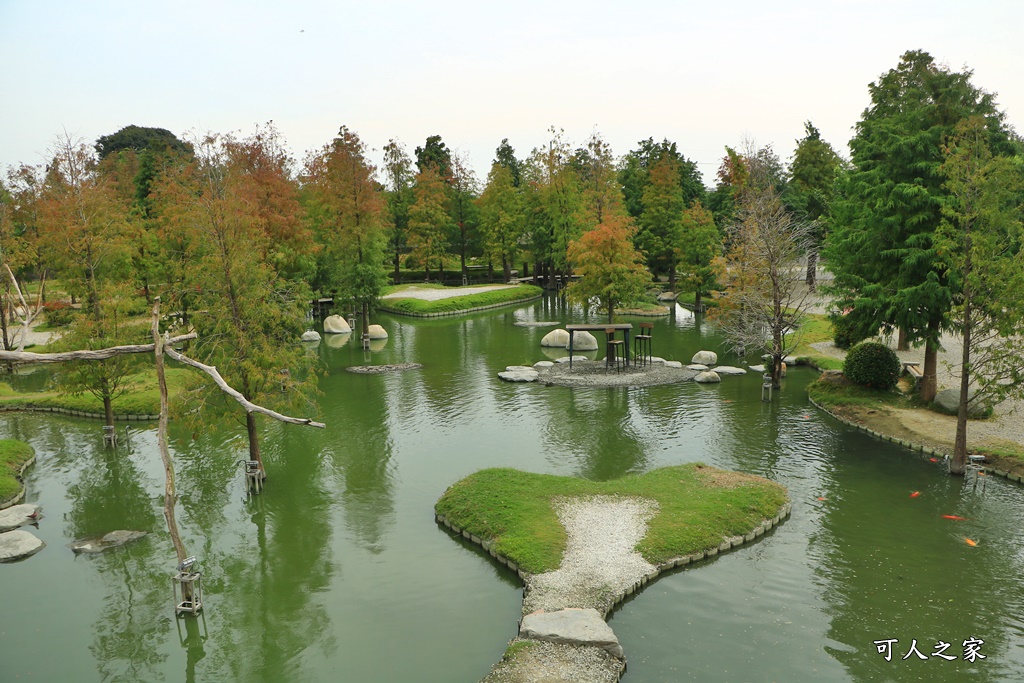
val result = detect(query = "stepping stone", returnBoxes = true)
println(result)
[664,361,683,369]
[649,356,667,364]
[0,504,42,532]
[713,366,747,375]
[498,367,540,383]
[70,530,148,554]
[0,529,45,562]
[687,364,709,371]
[749,364,766,372]
[554,356,588,364]
[533,361,554,368]
[519,608,623,658]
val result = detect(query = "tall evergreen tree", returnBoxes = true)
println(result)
[477,162,523,282]
[382,139,414,283]
[825,50,1012,401]
[785,122,843,290]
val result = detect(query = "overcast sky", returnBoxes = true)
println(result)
[2,1,1022,187]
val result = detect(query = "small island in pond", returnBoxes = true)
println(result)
[435,464,790,683]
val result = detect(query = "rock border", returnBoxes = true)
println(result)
[808,396,1024,485]
[0,453,36,510]
[436,501,792,682]
[345,363,423,374]
[0,404,159,421]
[378,294,543,318]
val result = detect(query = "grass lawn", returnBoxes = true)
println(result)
[786,313,844,370]
[0,439,35,503]
[435,463,788,574]
[379,284,543,315]
[0,366,191,416]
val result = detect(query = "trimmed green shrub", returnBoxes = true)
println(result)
[843,341,901,390]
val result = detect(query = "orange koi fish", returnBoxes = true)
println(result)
[964,538,978,547]
[942,515,967,521]
[816,497,827,501]
[929,457,939,463]
[910,491,921,498]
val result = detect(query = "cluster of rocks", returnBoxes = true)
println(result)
[497,345,767,389]
[346,363,422,375]
[301,316,389,347]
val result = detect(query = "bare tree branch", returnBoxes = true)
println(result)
[0,333,198,364]
[163,344,326,429]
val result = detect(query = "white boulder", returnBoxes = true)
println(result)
[367,324,388,340]
[692,350,718,365]
[694,371,722,383]
[571,331,599,351]
[300,330,321,342]
[541,329,571,347]
[323,315,352,334]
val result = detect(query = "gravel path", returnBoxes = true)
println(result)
[380,284,518,301]
[523,496,659,616]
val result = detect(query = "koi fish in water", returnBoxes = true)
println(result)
[942,515,967,521]
[964,538,978,547]
[910,491,921,498]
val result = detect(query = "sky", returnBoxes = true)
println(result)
[2,0,1023,188]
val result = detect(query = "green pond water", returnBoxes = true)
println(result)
[2,297,1023,682]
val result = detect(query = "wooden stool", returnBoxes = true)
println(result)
[633,322,653,366]
[605,328,624,373]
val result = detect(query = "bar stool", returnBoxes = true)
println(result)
[633,322,653,366]
[605,328,624,373]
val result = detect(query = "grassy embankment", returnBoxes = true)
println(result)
[0,367,191,416]
[0,439,35,504]
[807,372,1024,474]
[378,284,543,315]
[435,463,788,574]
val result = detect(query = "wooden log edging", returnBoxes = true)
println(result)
[0,404,159,421]
[0,453,37,510]
[378,294,542,318]
[435,500,793,618]
[807,396,1024,485]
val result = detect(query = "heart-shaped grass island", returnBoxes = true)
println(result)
[435,463,791,683]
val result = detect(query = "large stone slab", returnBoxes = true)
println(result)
[687,364,709,371]
[323,315,352,334]
[0,504,41,532]
[519,608,623,658]
[499,366,540,383]
[70,530,148,554]
[0,529,45,562]
[713,365,747,375]
[692,350,718,365]
[933,387,989,418]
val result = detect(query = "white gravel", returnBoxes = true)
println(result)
[523,496,658,616]
[380,284,518,301]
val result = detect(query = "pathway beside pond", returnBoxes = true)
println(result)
[381,284,518,301]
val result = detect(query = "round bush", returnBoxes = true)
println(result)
[843,341,901,390]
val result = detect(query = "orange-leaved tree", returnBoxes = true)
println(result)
[565,215,650,323]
